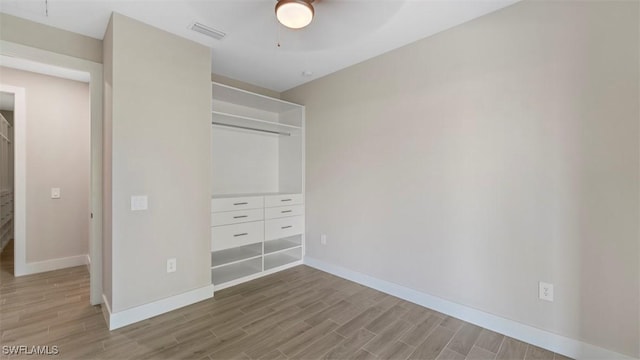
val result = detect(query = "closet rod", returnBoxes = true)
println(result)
[211,121,291,136]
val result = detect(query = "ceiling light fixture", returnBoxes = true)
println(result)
[275,0,314,29]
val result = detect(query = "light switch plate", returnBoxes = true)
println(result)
[51,188,61,199]
[131,195,148,211]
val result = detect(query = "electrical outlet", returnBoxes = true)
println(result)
[539,281,554,302]
[320,234,327,245]
[167,258,177,273]
[51,188,61,199]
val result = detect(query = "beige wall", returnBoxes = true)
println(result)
[283,1,639,357]
[0,13,102,64]
[0,66,90,263]
[104,13,211,312]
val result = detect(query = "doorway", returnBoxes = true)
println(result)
[0,40,103,306]
[2,65,91,276]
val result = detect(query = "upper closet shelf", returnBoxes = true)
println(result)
[212,82,302,114]
[212,82,304,136]
[212,111,301,136]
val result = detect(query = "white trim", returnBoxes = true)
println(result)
[101,294,112,330]
[1,40,103,305]
[105,285,214,330]
[20,254,89,275]
[303,257,637,360]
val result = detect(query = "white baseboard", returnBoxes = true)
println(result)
[304,257,636,360]
[103,285,214,330]
[101,294,112,330]
[18,254,89,276]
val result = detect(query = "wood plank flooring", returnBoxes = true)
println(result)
[0,241,572,359]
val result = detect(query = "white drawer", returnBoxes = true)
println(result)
[265,216,304,241]
[212,196,264,212]
[265,205,304,220]
[211,209,263,226]
[264,194,303,208]
[211,221,264,252]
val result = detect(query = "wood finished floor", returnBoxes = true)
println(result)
[0,241,572,360]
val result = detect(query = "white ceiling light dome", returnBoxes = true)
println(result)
[275,0,315,29]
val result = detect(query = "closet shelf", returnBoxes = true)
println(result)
[212,111,301,136]
[211,192,299,199]
[212,258,262,285]
[212,82,301,114]
[0,116,11,126]
[211,243,263,268]
[264,248,301,270]
[212,254,262,270]
[264,236,302,254]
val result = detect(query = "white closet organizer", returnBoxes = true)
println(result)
[211,82,305,290]
[0,113,13,253]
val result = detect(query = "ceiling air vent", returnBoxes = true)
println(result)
[190,22,226,40]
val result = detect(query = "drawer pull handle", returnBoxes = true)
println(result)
[234,233,249,237]
[233,215,248,219]
[281,210,292,213]
[233,202,248,206]
[281,226,293,229]
[281,199,292,202]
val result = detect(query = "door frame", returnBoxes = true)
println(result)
[0,40,103,305]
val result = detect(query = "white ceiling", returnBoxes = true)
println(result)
[0,0,519,92]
